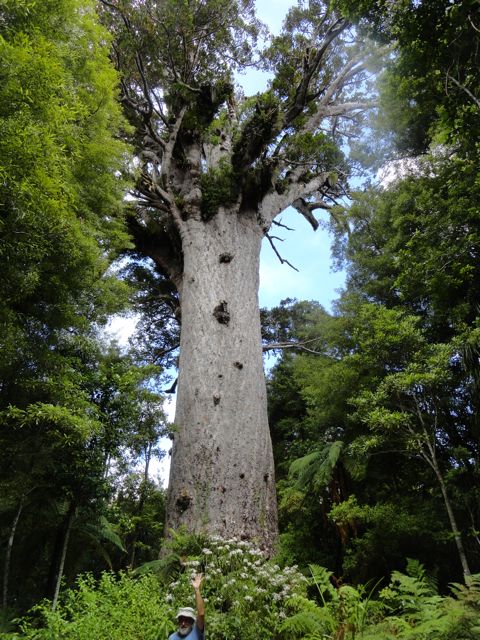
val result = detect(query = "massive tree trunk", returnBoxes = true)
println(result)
[166,211,278,550]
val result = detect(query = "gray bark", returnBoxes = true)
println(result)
[165,210,278,552]
[2,494,25,610]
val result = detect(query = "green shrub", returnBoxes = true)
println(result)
[5,534,308,640]
[9,573,173,640]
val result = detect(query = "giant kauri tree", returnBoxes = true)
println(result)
[100,0,376,549]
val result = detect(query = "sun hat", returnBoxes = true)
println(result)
[176,607,196,621]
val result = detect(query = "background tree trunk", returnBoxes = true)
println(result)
[48,501,76,611]
[166,211,278,551]
[2,494,25,610]
[432,461,471,578]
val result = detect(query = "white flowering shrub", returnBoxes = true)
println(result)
[162,533,308,639]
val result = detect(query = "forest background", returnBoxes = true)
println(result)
[0,0,479,638]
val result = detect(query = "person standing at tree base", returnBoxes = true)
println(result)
[169,574,205,639]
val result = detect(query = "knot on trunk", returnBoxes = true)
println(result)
[213,300,230,325]
[219,252,233,263]
[176,489,192,513]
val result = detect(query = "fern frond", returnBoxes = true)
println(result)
[279,610,324,639]
[308,564,337,602]
[406,557,438,594]
[133,553,181,580]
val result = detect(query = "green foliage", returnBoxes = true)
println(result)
[267,294,478,582]
[362,566,480,639]
[6,535,308,640]
[231,91,282,170]
[333,0,480,157]
[288,441,344,493]
[329,498,440,581]
[280,563,382,639]
[14,572,173,640]
[281,562,480,640]
[0,0,130,323]
[0,6,134,574]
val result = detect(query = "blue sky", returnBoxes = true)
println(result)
[259,206,345,311]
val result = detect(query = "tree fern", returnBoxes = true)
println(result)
[288,441,344,493]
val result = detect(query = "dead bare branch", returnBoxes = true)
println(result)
[265,234,299,271]
[263,339,323,355]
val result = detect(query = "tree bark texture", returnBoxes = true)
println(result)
[165,211,278,551]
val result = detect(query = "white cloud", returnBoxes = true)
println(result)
[104,314,139,346]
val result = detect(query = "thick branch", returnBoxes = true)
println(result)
[127,215,183,289]
[285,18,349,125]
[259,171,330,226]
[161,105,188,182]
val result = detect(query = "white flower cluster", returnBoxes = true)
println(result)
[165,534,307,624]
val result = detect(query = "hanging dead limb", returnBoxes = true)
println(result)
[272,219,295,231]
[292,197,320,230]
[265,233,299,271]
[164,377,178,394]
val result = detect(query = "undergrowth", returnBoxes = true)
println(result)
[2,533,479,639]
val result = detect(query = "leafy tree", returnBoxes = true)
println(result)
[267,298,478,582]
[0,0,141,614]
[353,337,475,578]
[107,475,166,570]
[334,0,480,158]
[332,163,480,342]
[0,339,168,613]
[99,0,381,547]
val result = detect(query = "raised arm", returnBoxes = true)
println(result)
[192,573,205,632]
